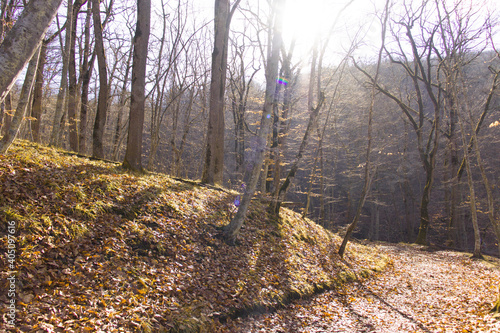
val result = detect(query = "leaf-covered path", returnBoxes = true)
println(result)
[221,243,500,332]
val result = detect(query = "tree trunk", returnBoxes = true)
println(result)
[0,0,62,101]
[0,47,40,153]
[1,93,12,136]
[122,0,151,171]
[78,1,94,154]
[113,45,133,160]
[415,165,434,245]
[49,2,73,146]
[91,0,109,159]
[31,41,48,143]
[223,0,284,244]
[202,0,230,185]
[67,0,83,151]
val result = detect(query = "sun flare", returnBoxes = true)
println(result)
[282,0,376,59]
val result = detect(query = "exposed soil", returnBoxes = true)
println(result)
[220,243,500,332]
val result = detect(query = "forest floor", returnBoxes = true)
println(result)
[0,141,388,332]
[1,141,500,332]
[221,243,500,332]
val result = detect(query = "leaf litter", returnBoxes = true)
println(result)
[2,142,499,332]
[220,243,500,332]
[0,141,388,332]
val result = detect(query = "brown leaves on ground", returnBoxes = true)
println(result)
[0,141,388,332]
[220,243,500,332]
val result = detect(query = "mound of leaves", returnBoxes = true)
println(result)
[0,141,389,332]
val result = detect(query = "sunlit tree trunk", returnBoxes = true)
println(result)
[31,41,48,143]
[123,0,151,171]
[79,1,94,154]
[91,0,109,159]
[49,2,73,146]
[1,93,12,136]
[67,0,83,151]
[0,47,40,153]
[202,0,241,185]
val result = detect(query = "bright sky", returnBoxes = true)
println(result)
[282,0,386,60]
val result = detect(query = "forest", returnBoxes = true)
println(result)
[1,0,500,331]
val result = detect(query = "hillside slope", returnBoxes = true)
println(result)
[0,141,389,332]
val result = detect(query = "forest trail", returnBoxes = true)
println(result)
[221,243,500,332]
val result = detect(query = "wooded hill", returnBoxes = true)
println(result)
[0,0,499,256]
[0,141,389,332]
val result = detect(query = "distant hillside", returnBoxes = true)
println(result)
[0,141,389,332]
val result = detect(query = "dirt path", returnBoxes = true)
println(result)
[220,243,500,332]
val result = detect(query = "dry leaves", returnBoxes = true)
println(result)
[221,243,500,332]
[0,141,387,332]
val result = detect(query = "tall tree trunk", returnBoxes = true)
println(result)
[49,2,73,146]
[0,0,62,101]
[202,0,242,185]
[91,0,109,159]
[67,0,83,151]
[79,1,94,154]
[415,161,435,245]
[31,40,48,143]
[122,0,151,171]
[0,47,40,153]
[202,0,229,185]
[223,0,285,244]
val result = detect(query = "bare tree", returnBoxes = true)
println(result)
[357,2,442,245]
[228,31,260,181]
[271,40,325,215]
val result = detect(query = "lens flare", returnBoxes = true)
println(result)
[276,77,289,86]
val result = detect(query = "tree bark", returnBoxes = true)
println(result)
[49,2,73,146]
[79,1,94,154]
[0,47,40,153]
[202,0,241,185]
[0,0,62,102]
[122,0,151,171]
[67,0,83,151]
[91,0,109,159]
[31,41,48,143]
